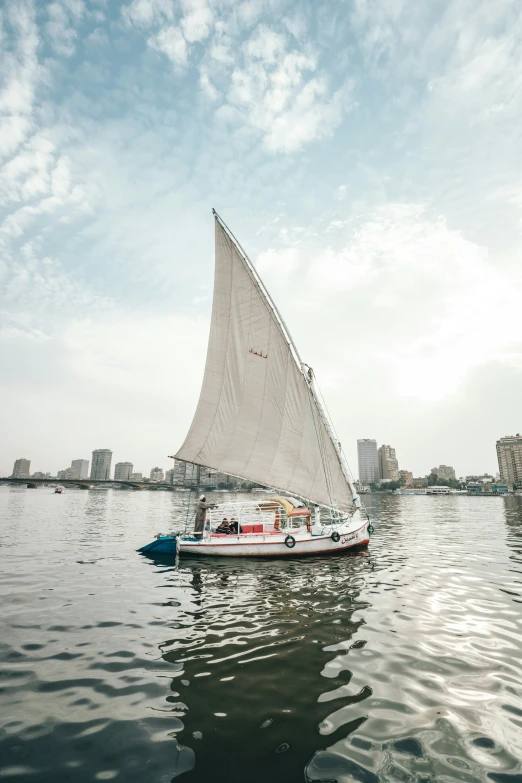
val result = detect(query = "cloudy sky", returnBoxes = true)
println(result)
[1,0,521,480]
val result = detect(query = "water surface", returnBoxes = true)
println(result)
[1,488,522,782]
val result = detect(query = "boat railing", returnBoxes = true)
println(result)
[206,500,302,538]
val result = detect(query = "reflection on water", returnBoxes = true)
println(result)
[0,488,522,782]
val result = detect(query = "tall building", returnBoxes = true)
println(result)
[213,470,240,488]
[378,445,399,481]
[496,434,522,486]
[11,458,31,478]
[171,459,188,485]
[114,462,133,481]
[357,440,379,484]
[58,467,79,480]
[90,449,112,481]
[431,465,456,481]
[170,459,240,488]
[171,459,200,486]
[150,467,164,482]
[399,470,413,486]
[71,459,89,479]
[131,472,143,481]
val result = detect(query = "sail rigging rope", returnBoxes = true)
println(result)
[311,372,371,521]
[305,378,337,514]
[184,487,193,534]
[316,401,338,514]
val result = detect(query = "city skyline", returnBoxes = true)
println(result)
[5,446,513,492]
[3,435,513,482]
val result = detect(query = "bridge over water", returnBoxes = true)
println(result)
[0,477,185,491]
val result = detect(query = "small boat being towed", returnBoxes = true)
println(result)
[139,211,371,558]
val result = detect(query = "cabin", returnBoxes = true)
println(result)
[207,497,317,537]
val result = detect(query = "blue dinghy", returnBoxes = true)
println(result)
[137,534,179,555]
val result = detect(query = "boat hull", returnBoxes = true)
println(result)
[179,516,369,558]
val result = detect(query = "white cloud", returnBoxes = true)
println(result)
[64,311,205,399]
[180,0,213,43]
[336,185,347,200]
[0,0,41,157]
[1,239,111,335]
[282,12,307,40]
[227,39,354,153]
[0,130,90,247]
[256,246,299,277]
[244,24,285,62]
[148,26,187,66]
[307,203,522,400]
[236,0,264,29]
[46,0,84,58]
[199,67,219,99]
[123,0,174,28]
[351,0,522,125]
[122,6,355,154]
[209,40,233,65]
[0,115,32,158]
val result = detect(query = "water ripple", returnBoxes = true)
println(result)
[1,488,522,781]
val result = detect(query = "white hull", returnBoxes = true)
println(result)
[179,510,369,557]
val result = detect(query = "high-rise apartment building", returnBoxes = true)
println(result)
[431,465,456,481]
[71,459,89,479]
[496,434,522,486]
[114,462,133,481]
[11,458,31,478]
[378,444,399,481]
[90,449,112,481]
[171,459,199,485]
[150,467,164,482]
[357,440,379,484]
[171,459,187,485]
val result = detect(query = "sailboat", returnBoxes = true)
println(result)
[138,211,370,557]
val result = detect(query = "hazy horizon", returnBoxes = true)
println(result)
[1,0,521,480]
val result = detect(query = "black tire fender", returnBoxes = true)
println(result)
[331,531,341,543]
[285,535,296,548]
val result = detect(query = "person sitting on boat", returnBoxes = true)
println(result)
[194,495,217,539]
[229,517,239,534]
[215,518,231,534]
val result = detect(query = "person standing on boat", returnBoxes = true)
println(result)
[194,495,216,539]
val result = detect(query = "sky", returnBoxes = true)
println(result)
[1,0,521,480]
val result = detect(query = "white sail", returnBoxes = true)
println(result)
[175,214,355,511]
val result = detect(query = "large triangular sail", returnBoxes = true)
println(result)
[175,212,356,512]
